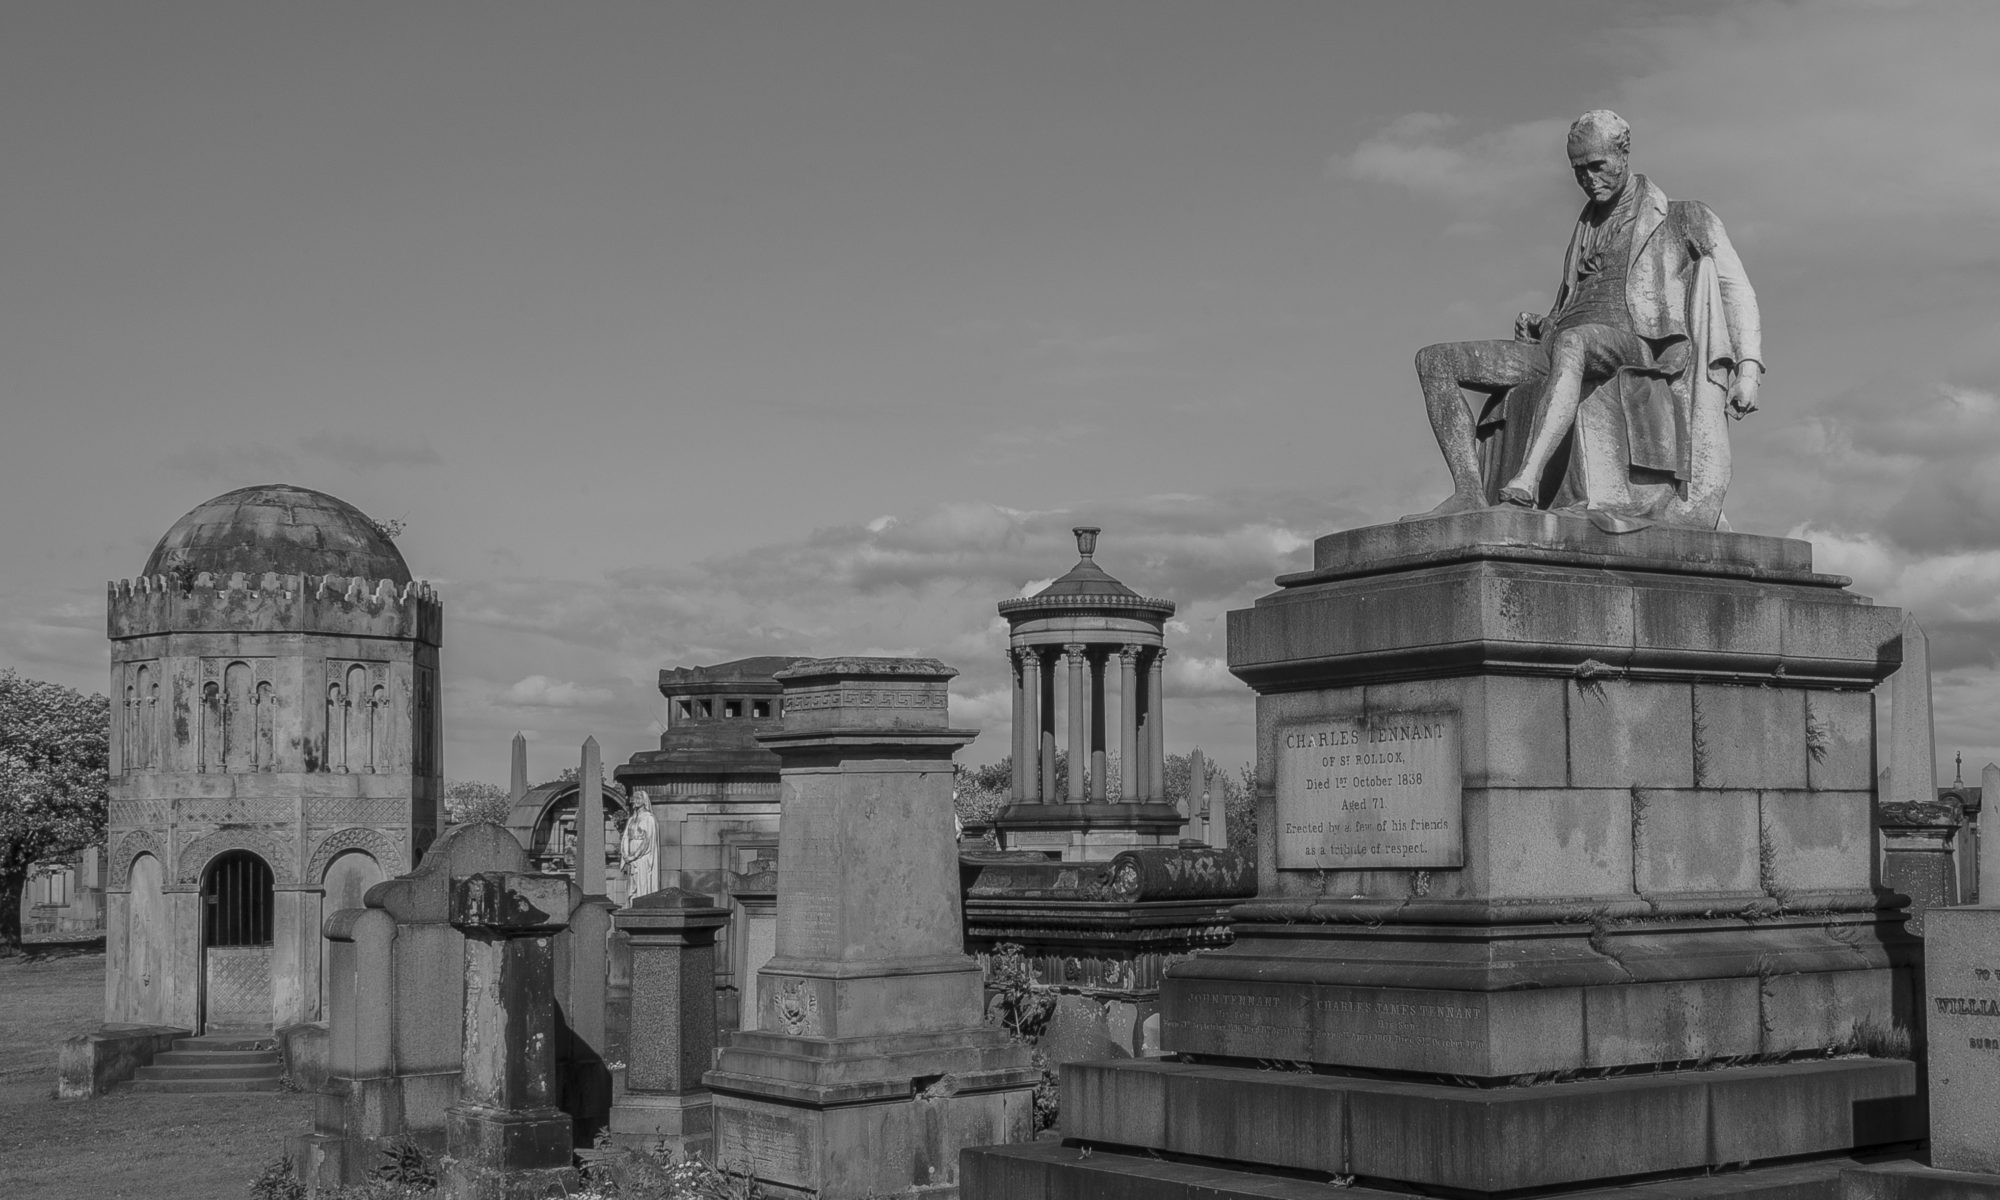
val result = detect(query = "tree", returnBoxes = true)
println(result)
[443,779,513,826]
[0,670,109,953]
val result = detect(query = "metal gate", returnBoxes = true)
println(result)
[201,851,273,1031]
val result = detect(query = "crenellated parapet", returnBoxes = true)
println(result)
[107,572,443,644]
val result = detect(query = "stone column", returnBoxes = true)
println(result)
[709,657,1036,1197]
[442,871,577,1200]
[1039,650,1058,804]
[1147,649,1167,805]
[609,888,730,1156]
[1065,645,1087,804]
[1119,646,1139,801]
[1019,649,1041,803]
[1009,650,1025,803]
[1089,651,1108,802]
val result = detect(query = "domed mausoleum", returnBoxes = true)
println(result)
[104,484,442,1033]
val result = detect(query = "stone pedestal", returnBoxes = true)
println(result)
[969,511,1925,1197]
[441,872,578,1200]
[708,658,1037,1198]
[1881,801,1962,935]
[608,888,729,1155]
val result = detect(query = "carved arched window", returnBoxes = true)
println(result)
[199,681,223,773]
[344,665,370,775]
[123,681,137,774]
[223,662,253,772]
[254,681,275,771]
[367,684,388,773]
[326,682,347,773]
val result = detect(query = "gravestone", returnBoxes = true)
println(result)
[707,657,1036,1197]
[441,871,577,1200]
[1922,905,2000,1173]
[608,888,729,1156]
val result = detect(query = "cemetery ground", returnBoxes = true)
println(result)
[0,944,312,1199]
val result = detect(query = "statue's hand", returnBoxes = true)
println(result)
[1729,364,1761,420]
[1514,312,1543,343]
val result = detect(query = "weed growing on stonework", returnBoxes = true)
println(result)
[1828,1016,1912,1060]
[984,943,1062,1131]
[986,943,1055,1042]
[249,1157,308,1200]
[571,1131,766,1200]
[371,1137,439,1192]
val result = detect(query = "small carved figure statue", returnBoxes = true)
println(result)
[1407,110,1763,531]
[620,790,659,903]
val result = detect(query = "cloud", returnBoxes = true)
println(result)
[297,431,443,472]
[1338,112,1572,209]
[501,675,617,708]
[160,431,441,481]
[1339,0,2000,251]
[161,441,297,480]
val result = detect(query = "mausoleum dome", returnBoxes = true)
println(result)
[141,484,411,583]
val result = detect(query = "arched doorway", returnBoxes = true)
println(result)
[201,850,274,1032]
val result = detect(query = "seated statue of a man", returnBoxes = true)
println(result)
[1408,110,1763,531]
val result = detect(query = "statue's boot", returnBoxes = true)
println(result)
[1399,491,1486,522]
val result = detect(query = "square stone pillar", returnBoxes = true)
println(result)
[608,888,729,1156]
[708,657,1037,1198]
[441,872,578,1200]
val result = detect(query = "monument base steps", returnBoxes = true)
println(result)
[1164,918,1917,1080]
[1843,1162,2000,1200]
[711,1084,1036,1199]
[1001,1058,1922,1198]
[606,1089,712,1159]
[439,1105,577,1200]
[966,1141,1915,1200]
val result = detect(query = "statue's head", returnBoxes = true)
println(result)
[1566,109,1631,206]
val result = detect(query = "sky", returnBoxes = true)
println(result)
[3,0,1998,788]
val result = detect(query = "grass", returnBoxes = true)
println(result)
[0,947,314,1200]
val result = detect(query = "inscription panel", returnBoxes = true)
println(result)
[1275,712,1462,869]
[716,1098,817,1187]
[1926,908,2000,1174]
[1161,980,1486,1073]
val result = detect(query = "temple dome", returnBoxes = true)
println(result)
[142,484,411,583]
[997,527,1174,619]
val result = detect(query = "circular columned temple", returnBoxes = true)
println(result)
[104,483,441,1034]
[995,527,1182,859]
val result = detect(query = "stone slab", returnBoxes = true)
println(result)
[966,1141,1893,1200]
[1299,510,1826,585]
[56,1024,188,1099]
[1923,906,2000,1174]
[1230,556,1902,693]
[713,1084,1032,1197]
[1844,1162,2000,1200]
[1160,919,1915,1075]
[1059,1058,1919,1194]
[962,1139,1409,1200]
